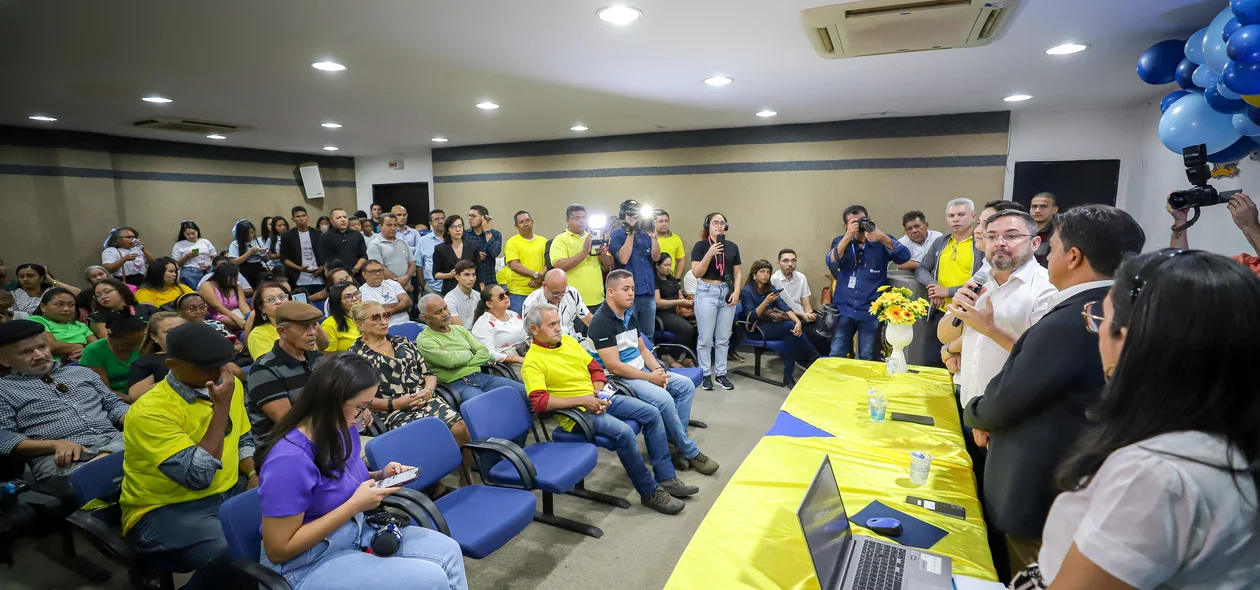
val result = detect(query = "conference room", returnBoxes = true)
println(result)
[2,1,1259,589]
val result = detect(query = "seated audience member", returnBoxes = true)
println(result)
[281,207,326,297]
[320,281,362,353]
[135,257,194,309]
[894,211,943,272]
[101,226,154,287]
[592,270,718,475]
[197,254,254,299]
[246,302,326,437]
[79,313,147,400]
[0,320,127,496]
[770,248,826,355]
[367,213,416,293]
[0,290,27,322]
[653,255,696,361]
[443,260,480,327]
[86,264,137,295]
[963,206,1145,573]
[549,204,613,313]
[87,278,156,339]
[433,215,477,295]
[415,295,526,402]
[0,257,14,291]
[741,259,818,386]
[304,264,355,306]
[316,216,332,232]
[171,220,217,288]
[176,293,234,340]
[523,268,593,347]
[248,281,329,360]
[126,312,185,401]
[1169,192,1260,277]
[13,263,75,316]
[1009,250,1260,588]
[121,323,253,590]
[256,354,468,590]
[198,262,250,332]
[470,284,527,366]
[317,209,369,275]
[826,206,912,360]
[503,210,548,312]
[228,220,268,288]
[523,304,692,515]
[358,260,412,327]
[30,288,96,362]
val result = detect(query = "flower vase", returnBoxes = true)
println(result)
[884,322,915,375]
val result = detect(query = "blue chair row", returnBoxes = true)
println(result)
[731,303,790,387]
[387,321,424,342]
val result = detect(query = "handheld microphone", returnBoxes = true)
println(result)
[951,270,990,327]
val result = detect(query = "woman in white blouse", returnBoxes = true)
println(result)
[1016,250,1260,589]
[101,226,154,287]
[470,283,526,366]
[171,220,217,289]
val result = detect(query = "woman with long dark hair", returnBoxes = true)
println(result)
[739,259,816,387]
[433,215,476,295]
[87,277,156,339]
[690,212,743,391]
[171,220,217,288]
[198,261,249,332]
[12,263,76,316]
[256,354,467,589]
[228,219,268,287]
[1012,250,1260,588]
[320,281,361,353]
[135,257,193,309]
[654,253,696,366]
[315,216,332,233]
[267,216,289,274]
[30,287,96,362]
[127,312,185,400]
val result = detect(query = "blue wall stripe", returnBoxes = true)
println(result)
[0,164,356,188]
[433,111,1010,163]
[433,154,1008,183]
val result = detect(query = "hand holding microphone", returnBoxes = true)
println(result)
[951,270,990,327]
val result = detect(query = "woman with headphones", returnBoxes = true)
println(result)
[690,212,743,391]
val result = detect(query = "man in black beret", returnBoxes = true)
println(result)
[0,319,127,495]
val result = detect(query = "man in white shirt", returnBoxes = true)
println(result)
[895,211,943,272]
[444,260,480,327]
[280,206,324,297]
[359,260,413,326]
[770,248,828,355]
[416,209,446,294]
[368,213,416,294]
[521,269,592,348]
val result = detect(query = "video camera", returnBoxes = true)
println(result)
[1167,143,1241,231]
[619,200,656,233]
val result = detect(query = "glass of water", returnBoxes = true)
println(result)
[868,389,888,422]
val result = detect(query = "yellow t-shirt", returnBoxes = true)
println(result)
[321,316,360,352]
[135,284,193,308]
[548,230,605,305]
[521,335,600,431]
[247,323,279,360]
[936,235,975,308]
[120,376,250,534]
[504,234,548,296]
[656,232,686,275]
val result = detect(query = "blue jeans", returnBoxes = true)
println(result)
[127,481,244,590]
[584,395,675,497]
[179,266,206,290]
[445,371,526,404]
[633,293,657,342]
[508,293,527,314]
[752,321,820,381]
[830,314,881,360]
[623,369,698,459]
[262,513,467,590]
[693,281,736,377]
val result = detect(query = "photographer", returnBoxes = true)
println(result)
[825,206,911,360]
[1168,192,1260,276]
[609,199,661,341]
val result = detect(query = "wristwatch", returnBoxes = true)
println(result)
[533,271,541,279]
[246,470,257,479]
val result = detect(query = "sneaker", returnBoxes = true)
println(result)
[658,477,699,498]
[716,375,735,390]
[689,452,720,475]
[701,376,714,390]
[642,488,685,515]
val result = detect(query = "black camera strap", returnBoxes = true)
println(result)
[1170,206,1201,234]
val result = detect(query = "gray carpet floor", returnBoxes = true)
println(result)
[1,359,792,590]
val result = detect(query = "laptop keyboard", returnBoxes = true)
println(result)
[851,543,906,590]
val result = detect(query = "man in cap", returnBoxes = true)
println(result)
[0,319,127,495]
[121,322,254,590]
[246,301,326,436]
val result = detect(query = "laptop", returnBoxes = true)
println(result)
[797,456,953,590]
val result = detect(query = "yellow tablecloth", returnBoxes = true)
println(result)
[666,358,997,589]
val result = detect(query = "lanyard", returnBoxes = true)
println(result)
[711,237,725,277]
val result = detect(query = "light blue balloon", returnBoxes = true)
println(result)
[1159,92,1244,154]
[1187,27,1209,64]
[1194,64,1224,87]
[1205,7,1237,74]
[1233,112,1260,135]
[1218,82,1244,99]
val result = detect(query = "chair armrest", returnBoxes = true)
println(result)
[230,559,292,590]
[551,408,596,443]
[606,377,638,398]
[65,511,139,568]
[388,487,451,536]
[435,383,462,410]
[463,438,536,489]
[653,342,697,362]
[481,362,521,382]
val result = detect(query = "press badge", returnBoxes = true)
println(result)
[847,275,857,289]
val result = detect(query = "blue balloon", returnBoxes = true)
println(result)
[1187,28,1209,64]
[1247,103,1260,126]
[1208,136,1259,163]
[1177,58,1200,89]
[1224,59,1260,94]
[1194,64,1225,88]
[1233,112,1260,135]
[1228,24,1260,63]
[1218,82,1244,99]
[1225,17,1243,42]
[1207,85,1248,113]
[1162,90,1192,112]
[1159,92,1243,154]
[1205,7,1237,74]
[1234,0,1260,25]
[1138,39,1187,84]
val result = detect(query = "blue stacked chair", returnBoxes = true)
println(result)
[387,321,425,341]
[731,303,791,386]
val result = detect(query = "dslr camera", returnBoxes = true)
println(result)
[1168,144,1239,218]
[857,217,877,233]
[619,200,656,233]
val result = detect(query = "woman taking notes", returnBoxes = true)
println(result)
[257,353,467,589]
[690,212,742,392]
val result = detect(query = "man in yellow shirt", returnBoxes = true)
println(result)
[654,210,687,279]
[504,210,549,314]
[549,204,613,312]
[122,322,254,590]
[915,198,982,367]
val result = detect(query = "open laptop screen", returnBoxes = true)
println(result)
[797,456,853,590]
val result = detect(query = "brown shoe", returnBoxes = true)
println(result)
[728,350,745,362]
[689,452,719,476]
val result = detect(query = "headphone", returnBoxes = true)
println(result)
[364,509,408,557]
[703,212,729,232]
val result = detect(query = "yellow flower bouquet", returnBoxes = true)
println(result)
[868,286,930,326]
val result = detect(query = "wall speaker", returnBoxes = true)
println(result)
[298,163,325,199]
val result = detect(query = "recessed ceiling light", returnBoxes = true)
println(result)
[597,5,641,25]
[206,134,227,140]
[323,146,339,151]
[321,122,342,129]
[432,137,449,143]
[570,125,589,131]
[311,61,346,72]
[1004,94,1033,102]
[756,110,777,118]
[28,115,57,122]
[1046,43,1087,55]
[476,101,500,110]
[704,76,733,87]
[142,96,172,104]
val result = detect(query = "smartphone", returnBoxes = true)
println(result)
[595,383,616,401]
[191,248,200,255]
[291,292,309,304]
[906,496,966,519]
[377,467,419,488]
[716,234,726,243]
[889,412,935,427]
[769,287,784,295]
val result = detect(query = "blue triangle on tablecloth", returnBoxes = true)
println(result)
[766,410,834,438]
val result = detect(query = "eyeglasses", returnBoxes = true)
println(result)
[345,401,371,420]
[264,294,290,304]
[363,268,384,275]
[982,233,1031,244]
[94,288,118,300]
[949,243,960,261]
[40,375,70,393]
[182,303,209,312]
[342,292,362,302]
[1081,302,1106,334]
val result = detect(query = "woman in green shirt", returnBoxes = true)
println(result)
[29,287,96,362]
[80,313,147,401]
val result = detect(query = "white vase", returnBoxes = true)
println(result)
[884,322,915,374]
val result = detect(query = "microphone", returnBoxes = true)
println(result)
[951,270,990,327]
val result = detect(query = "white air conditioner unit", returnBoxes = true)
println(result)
[802,0,1018,59]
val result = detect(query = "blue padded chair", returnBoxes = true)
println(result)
[544,378,640,448]
[387,321,425,342]
[642,334,708,429]
[731,304,790,386]
[460,386,628,538]
[310,298,326,316]
[364,417,536,559]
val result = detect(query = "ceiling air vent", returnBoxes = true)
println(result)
[802,0,1018,59]
[131,117,252,135]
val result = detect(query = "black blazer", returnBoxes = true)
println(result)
[279,228,323,285]
[433,241,477,295]
[963,286,1108,540]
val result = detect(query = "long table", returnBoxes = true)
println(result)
[666,358,997,589]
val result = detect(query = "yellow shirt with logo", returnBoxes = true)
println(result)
[504,234,549,296]
[522,335,600,431]
[120,377,251,534]
[936,235,975,308]
[548,230,605,305]
[656,232,686,275]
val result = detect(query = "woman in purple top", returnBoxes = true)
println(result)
[256,353,467,589]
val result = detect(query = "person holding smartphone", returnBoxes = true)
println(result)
[690,212,743,391]
[740,259,817,386]
[171,220,217,289]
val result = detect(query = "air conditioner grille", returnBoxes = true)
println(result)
[845,0,971,19]
[131,117,251,135]
[802,0,1018,59]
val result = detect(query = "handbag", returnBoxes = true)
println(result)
[813,304,840,339]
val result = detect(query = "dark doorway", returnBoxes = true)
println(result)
[372,182,431,229]
[1012,160,1120,210]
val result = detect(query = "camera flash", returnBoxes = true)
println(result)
[589,214,607,229]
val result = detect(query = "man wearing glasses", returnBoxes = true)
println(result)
[0,320,127,495]
[961,206,1144,574]
[521,268,593,348]
[245,302,326,437]
[359,260,413,327]
[826,205,912,360]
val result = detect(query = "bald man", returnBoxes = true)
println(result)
[522,269,593,347]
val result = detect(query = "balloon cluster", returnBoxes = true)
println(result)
[1138,2,1260,163]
